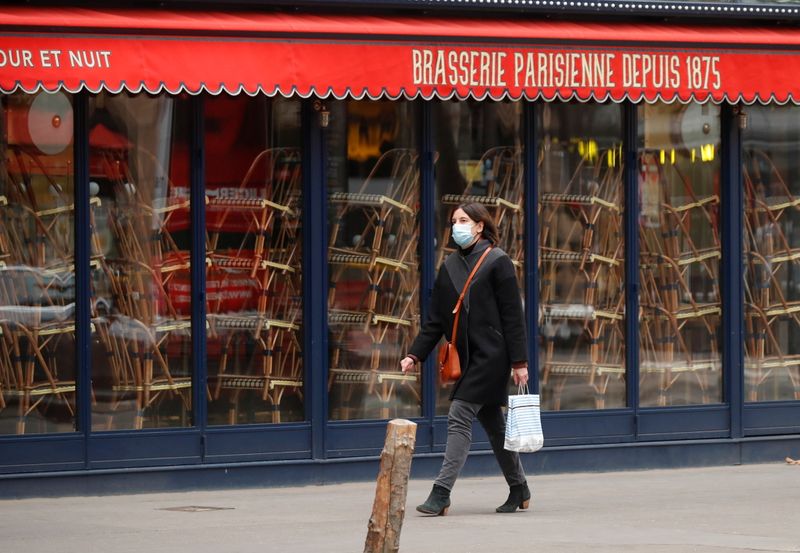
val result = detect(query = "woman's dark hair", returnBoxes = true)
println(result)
[456,202,500,245]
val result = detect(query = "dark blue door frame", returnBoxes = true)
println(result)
[304,99,330,460]
[325,99,434,458]
[202,98,314,463]
[87,93,202,469]
[190,94,208,439]
[721,102,744,440]
[624,101,641,425]
[525,101,539,396]
[536,101,636,446]
[420,100,437,424]
[74,92,91,463]
[629,102,730,441]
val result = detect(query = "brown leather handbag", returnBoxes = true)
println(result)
[439,247,493,383]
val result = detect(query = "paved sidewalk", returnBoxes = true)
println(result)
[1,463,799,553]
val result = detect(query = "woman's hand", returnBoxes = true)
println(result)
[400,356,417,373]
[512,366,529,387]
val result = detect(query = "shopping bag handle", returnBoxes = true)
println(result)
[517,383,530,396]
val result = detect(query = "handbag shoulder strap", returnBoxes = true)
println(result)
[449,246,493,343]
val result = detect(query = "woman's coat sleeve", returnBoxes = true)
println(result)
[407,266,447,362]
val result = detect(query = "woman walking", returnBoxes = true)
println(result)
[400,202,530,515]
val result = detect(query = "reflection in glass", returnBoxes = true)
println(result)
[638,102,722,406]
[205,96,304,425]
[89,92,192,430]
[743,106,800,402]
[327,100,420,420]
[433,100,524,415]
[537,102,625,411]
[0,92,77,434]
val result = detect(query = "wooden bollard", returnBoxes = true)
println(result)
[364,418,417,553]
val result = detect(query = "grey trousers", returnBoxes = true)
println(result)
[434,399,527,491]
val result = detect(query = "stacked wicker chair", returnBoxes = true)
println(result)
[743,150,800,402]
[327,148,420,420]
[638,156,721,406]
[205,147,303,424]
[0,147,79,433]
[538,149,626,410]
[95,148,192,429]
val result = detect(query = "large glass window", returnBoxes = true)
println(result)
[205,96,304,425]
[326,100,420,421]
[433,100,524,415]
[637,102,722,407]
[743,105,800,403]
[89,92,192,430]
[0,92,77,434]
[537,102,625,411]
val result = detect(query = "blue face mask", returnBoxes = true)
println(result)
[451,223,476,248]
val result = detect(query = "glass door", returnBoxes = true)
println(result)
[537,101,626,412]
[88,91,193,432]
[637,102,722,408]
[322,99,423,455]
[204,96,304,427]
[632,101,730,440]
[1,92,78,436]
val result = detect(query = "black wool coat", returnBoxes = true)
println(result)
[408,239,528,406]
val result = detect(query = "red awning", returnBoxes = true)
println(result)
[2,7,800,103]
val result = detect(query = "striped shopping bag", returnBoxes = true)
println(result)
[504,385,544,453]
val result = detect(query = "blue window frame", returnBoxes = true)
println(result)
[3,93,800,477]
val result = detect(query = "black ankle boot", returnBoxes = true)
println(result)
[416,484,451,516]
[496,483,531,513]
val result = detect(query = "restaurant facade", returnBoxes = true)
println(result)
[1,1,799,496]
